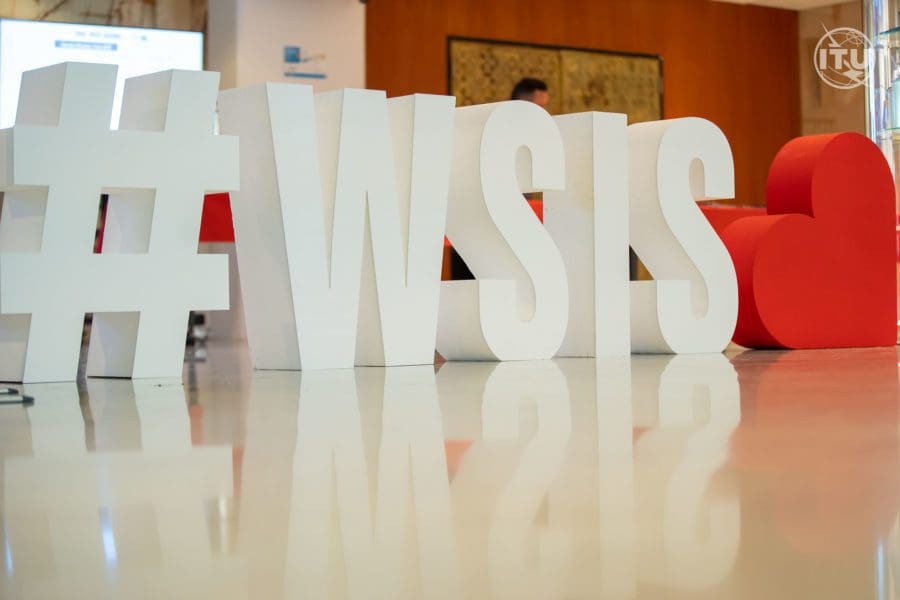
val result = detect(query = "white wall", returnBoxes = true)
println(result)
[208,0,365,92]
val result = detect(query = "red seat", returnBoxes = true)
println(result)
[199,193,235,243]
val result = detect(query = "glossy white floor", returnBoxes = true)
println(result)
[1,342,898,599]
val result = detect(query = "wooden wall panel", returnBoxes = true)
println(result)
[366,0,802,207]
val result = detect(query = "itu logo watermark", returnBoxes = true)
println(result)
[814,26,872,90]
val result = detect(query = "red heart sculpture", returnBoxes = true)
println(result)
[721,133,896,348]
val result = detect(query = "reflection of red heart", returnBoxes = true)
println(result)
[722,133,896,348]
[730,348,899,557]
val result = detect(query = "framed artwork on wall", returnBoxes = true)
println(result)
[448,36,663,123]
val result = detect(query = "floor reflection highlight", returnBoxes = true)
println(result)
[1,347,897,599]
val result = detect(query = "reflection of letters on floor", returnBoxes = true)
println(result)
[633,354,741,591]
[3,381,237,598]
[282,367,458,600]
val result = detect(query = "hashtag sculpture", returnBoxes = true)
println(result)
[0,63,237,383]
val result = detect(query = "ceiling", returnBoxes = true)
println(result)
[714,0,857,10]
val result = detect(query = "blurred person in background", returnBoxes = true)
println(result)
[510,77,549,109]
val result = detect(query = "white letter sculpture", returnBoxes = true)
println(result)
[437,101,569,361]
[544,112,630,357]
[0,63,236,383]
[628,118,738,354]
[217,84,455,370]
